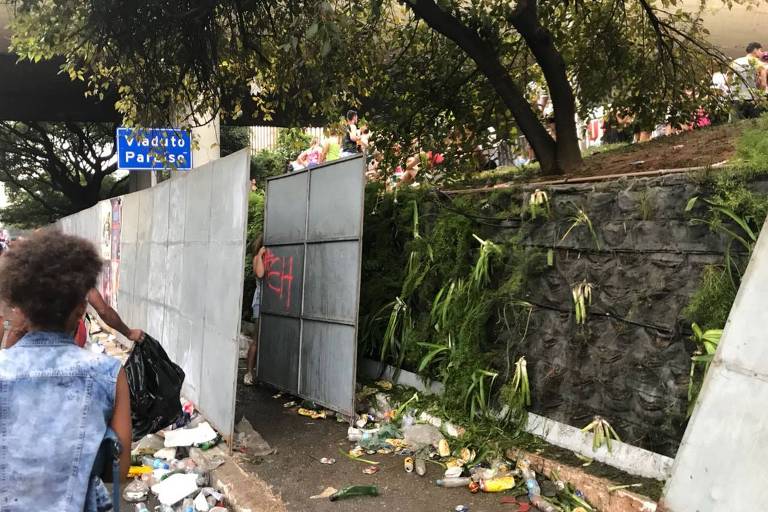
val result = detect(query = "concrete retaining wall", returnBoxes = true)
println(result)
[662,217,768,510]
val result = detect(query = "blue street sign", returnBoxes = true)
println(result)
[116,127,193,171]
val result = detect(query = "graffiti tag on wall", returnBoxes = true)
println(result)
[264,249,295,311]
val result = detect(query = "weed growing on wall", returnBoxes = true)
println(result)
[684,165,768,411]
[359,184,545,422]
[685,167,768,329]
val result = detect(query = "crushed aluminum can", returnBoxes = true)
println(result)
[319,458,336,465]
[444,466,464,479]
[363,465,380,475]
[404,457,414,473]
[468,481,481,494]
[455,506,470,512]
[438,439,451,458]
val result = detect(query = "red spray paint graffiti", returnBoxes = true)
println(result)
[264,249,295,311]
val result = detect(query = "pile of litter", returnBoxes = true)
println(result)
[277,381,597,511]
[124,400,233,511]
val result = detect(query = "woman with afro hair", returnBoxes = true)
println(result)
[0,231,131,511]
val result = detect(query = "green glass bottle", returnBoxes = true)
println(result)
[329,485,379,501]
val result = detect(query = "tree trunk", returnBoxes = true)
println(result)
[509,0,582,172]
[403,0,563,173]
[403,0,585,174]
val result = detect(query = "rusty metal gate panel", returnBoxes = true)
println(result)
[258,155,365,416]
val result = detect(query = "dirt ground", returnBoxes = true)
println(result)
[235,363,527,512]
[462,122,742,190]
[573,123,737,178]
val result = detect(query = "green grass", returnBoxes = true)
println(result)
[734,114,768,167]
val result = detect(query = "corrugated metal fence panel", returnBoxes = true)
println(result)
[58,150,250,443]
[258,155,365,416]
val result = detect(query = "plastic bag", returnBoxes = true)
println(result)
[125,334,185,440]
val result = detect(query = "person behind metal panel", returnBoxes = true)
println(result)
[244,234,266,386]
[0,231,131,510]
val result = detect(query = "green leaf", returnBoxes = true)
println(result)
[685,196,699,212]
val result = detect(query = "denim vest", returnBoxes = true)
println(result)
[0,331,121,511]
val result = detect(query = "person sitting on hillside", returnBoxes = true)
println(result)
[298,137,325,169]
[322,135,341,162]
[366,151,384,181]
[0,231,131,510]
[341,110,362,157]
[730,42,768,119]
[358,124,372,152]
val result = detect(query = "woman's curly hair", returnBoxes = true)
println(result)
[0,231,102,330]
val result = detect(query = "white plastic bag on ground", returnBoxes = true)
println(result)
[402,423,444,449]
[234,417,273,456]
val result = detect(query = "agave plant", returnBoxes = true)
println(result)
[462,369,499,420]
[561,204,600,250]
[379,201,433,375]
[687,322,723,415]
[528,189,550,219]
[582,416,621,452]
[686,196,758,287]
[471,234,502,289]
[572,280,593,325]
[510,356,531,408]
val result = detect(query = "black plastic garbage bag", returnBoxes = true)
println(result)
[124,334,185,440]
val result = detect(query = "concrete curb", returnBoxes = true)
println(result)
[508,448,658,512]
[359,358,673,481]
[525,413,673,481]
[207,446,286,512]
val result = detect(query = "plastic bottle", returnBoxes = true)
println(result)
[530,495,561,512]
[414,458,426,476]
[525,476,541,496]
[181,497,195,512]
[435,477,472,488]
[140,456,169,470]
[347,427,379,442]
[517,459,541,496]
[329,485,379,501]
[170,459,189,472]
[122,477,149,502]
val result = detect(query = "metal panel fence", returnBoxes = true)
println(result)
[258,155,366,416]
[58,149,250,442]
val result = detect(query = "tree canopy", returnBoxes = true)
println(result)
[0,121,127,227]
[9,0,748,174]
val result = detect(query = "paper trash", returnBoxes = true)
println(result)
[151,473,199,505]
